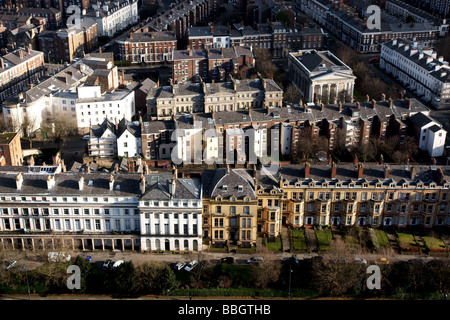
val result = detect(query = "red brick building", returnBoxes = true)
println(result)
[0,131,23,166]
[39,18,98,63]
[117,30,177,63]
[0,47,45,102]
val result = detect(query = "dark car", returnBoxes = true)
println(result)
[369,57,379,64]
[220,257,235,264]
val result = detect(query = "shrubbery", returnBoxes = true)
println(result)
[1,254,448,298]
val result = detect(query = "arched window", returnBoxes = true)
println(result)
[146,239,151,250]
[155,239,160,250]
[174,239,180,250]
[184,240,189,250]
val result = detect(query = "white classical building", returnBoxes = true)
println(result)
[138,171,203,252]
[87,0,139,37]
[288,50,356,103]
[0,166,202,252]
[380,38,450,110]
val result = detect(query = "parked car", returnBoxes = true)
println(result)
[354,257,368,264]
[247,257,264,264]
[3,259,17,270]
[174,261,186,271]
[408,259,424,264]
[374,257,389,265]
[283,256,299,264]
[102,259,112,270]
[184,260,198,272]
[369,57,379,64]
[112,260,124,270]
[220,257,235,264]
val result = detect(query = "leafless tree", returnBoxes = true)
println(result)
[21,116,39,149]
[41,112,78,147]
[284,84,302,105]
[251,246,281,288]
[253,48,278,79]
[311,239,363,296]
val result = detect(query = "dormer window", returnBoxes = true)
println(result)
[223,185,227,191]
[238,185,243,192]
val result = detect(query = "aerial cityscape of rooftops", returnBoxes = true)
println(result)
[0,0,449,300]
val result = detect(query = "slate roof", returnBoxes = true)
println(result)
[276,163,450,186]
[202,168,256,200]
[141,120,175,134]
[408,111,433,127]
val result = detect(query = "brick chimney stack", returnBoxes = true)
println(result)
[331,162,337,179]
[383,164,390,179]
[357,163,363,179]
[305,162,310,179]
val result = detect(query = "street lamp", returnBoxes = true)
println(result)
[288,267,293,300]
[22,265,31,301]
[166,289,170,300]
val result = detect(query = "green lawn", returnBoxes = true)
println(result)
[422,236,446,249]
[291,229,308,251]
[315,229,332,251]
[344,235,359,245]
[374,230,390,247]
[265,237,282,251]
[396,232,416,248]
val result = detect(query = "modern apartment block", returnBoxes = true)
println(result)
[39,18,98,63]
[380,38,450,110]
[300,0,439,53]
[117,30,177,63]
[0,47,45,103]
